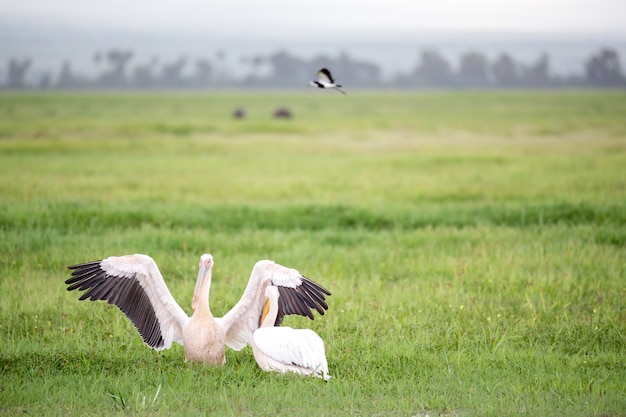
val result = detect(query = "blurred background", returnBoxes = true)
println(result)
[1,0,626,90]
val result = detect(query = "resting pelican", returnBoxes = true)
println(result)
[309,68,347,95]
[65,254,330,365]
[253,286,331,380]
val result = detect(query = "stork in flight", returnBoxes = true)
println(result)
[309,68,346,95]
[65,254,331,365]
[253,285,331,380]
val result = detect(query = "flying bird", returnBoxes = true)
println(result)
[309,68,346,95]
[65,254,331,365]
[252,286,331,380]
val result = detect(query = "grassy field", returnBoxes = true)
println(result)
[0,91,625,416]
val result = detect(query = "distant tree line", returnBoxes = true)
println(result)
[2,47,625,90]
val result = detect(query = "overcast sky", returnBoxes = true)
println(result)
[2,0,626,36]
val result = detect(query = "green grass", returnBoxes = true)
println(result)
[1,91,625,416]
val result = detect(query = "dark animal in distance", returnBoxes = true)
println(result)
[273,107,292,119]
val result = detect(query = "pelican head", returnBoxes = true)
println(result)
[264,285,279,300]
[192,254,214,311]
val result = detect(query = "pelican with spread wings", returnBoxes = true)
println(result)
[309,68,346,95]
[65,254,331,365]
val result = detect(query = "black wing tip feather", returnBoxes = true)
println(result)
[65,261,104,285]
[302,276,331,296]
[67,260,103,270]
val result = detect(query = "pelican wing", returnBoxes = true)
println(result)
[65,254,189,350]
[317,68,334,84]
[216,260,331,350]
[254,326,330,379]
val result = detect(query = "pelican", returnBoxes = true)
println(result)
[252,286,331,380]
[309,68,346,95]
[65,254,331,365]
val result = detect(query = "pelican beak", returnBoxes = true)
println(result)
[192,255,213,311]
[260,299,271,323]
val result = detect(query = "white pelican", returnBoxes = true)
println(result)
[253,286,331,380]
[309,68,346,95]
[65,254,331,365]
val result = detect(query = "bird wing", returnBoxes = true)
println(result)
[66,254,190,350]
[253,327,329,377]
[317,68,334,84]
[215,260,331,350]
